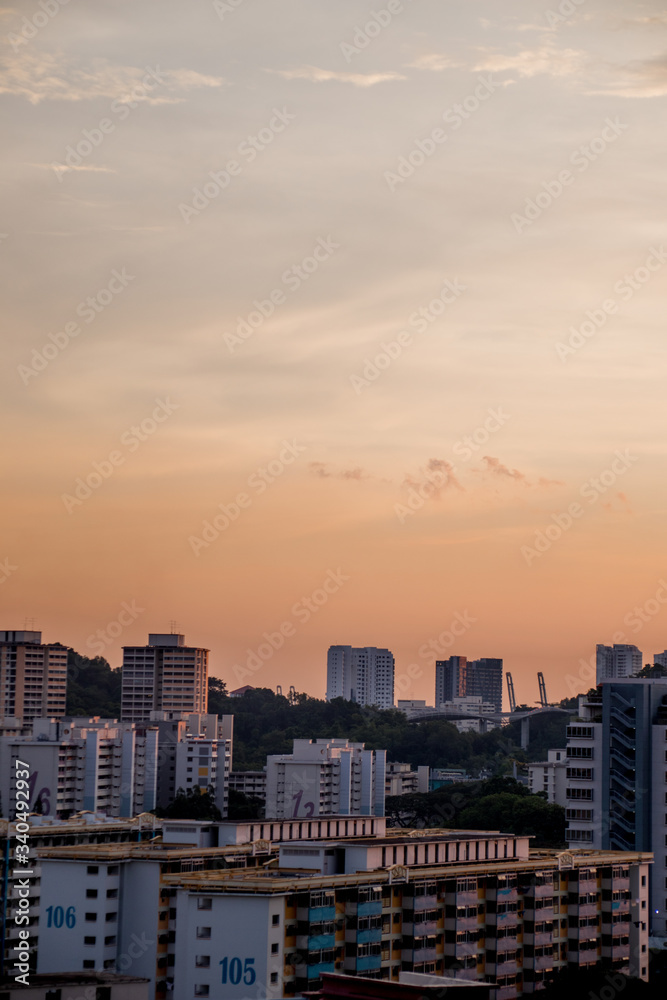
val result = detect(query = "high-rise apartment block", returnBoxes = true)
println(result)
[435,656,503,713]
[265,739,386,818]
[0,630,68,723]
[434,655,466,706]
[565,678,667,942]
[326,646,394,709]
[595,643,642,684]
[121,633,208,722]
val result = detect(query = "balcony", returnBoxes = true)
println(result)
[358,901,382,917]
[357,929,382,945]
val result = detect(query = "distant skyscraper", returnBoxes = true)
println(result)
[466,658,503,713]
[435,656,467,707]
[121,633,208,722]
[595,643,642,684]
[654,650,667,669]
[326,646,394,709]
[0,630,68,723]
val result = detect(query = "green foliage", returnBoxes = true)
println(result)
[154,786,222,821]
[385,776,565,847]
[635,663,667,678]
[210,683,574,774]
[66,649,122,717]
[227,788,264,820]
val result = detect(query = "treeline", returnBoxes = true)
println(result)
[62,656,575,775]
[209,682,573,773]
[385,776,565,848]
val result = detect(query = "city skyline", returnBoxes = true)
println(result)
[4,2,667,709]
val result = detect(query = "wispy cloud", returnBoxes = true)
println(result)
[482,455,528,483]
[473,43,585,79]
[408,53,462,72]
[269,65,406,87]
[0,50,224,104]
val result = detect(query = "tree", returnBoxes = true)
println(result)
[154,787,222,821]
[227,788,264,820]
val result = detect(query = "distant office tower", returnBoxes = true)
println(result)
[265,739,386,818]
[595,643,642,684]
[466,658,503,713]
[435,656,467,706]
[565,679,667,941]
[654,650,667,669]
[121,633,208,722]
[326,646,394,709]
[0,630,68,723]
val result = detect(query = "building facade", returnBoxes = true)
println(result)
[326,647,395,710]
[595,644,642,685]
[121,634,208,723]
[265,740,386,819]
[565,679,667,942]
[0,630,68,723]
[527,750,567,805]
[435,656,467,708]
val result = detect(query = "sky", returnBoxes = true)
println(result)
[2,0,667,708]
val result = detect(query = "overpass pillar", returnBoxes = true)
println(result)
[521,716,530,750]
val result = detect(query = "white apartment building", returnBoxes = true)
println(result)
[150,712,233,816]
[121,633,208,723]
[326,646,394,709]
[228,770,267,805]
[595,643,642,684]
[265,739,386,818]
[438,696,498,733]
[0,718,159,820]
[527,749,568,805]
[0,630,68,723]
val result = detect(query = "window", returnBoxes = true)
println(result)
[195,956,211,968]
[83,960,96,969]
[106,912,117,922]
[108,866,119,875]
[86,889,98,898]
[194,987,209,997]
[272,914,280,925]
[197,927,211,939]
[87,866,99,875]
[197,898,212,910]
[270,973,279,984]
[271,943,279,954]
[106,888,118,899]
[85,913,97,922]
[84,936,96,945]
[641,875,646,887]
[105,936,116,946]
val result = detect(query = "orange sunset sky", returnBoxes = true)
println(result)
[2,0,667,708]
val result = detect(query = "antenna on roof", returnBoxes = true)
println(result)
[23,617,37,630]
[168,620,180,634]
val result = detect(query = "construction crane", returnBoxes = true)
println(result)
[289,685,296,705]
[537,672,548,708]
[506,673,517,713]
[276,684,283,697]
